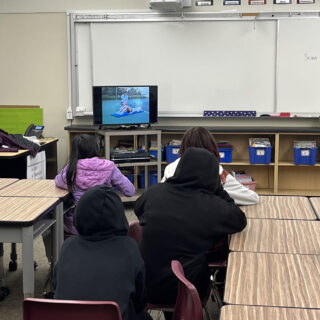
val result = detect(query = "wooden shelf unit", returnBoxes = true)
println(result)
[65,126,320,197]
[65,126,161,201]
[161,128,320,197]
[97,129,162,192]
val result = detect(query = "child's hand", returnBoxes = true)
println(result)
[220,169,229,186]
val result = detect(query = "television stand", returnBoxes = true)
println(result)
[99,124,152,131]
[97,128,162,198]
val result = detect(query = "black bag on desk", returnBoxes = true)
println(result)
[0,129,40,157]
[0,136,18,152]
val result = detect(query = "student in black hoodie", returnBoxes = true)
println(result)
[134,147,247,306]
[53,185,150,320]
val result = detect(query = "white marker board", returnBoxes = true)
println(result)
[71,14,320,117]
[277,19,320,114]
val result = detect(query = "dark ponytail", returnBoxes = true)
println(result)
[66,134,100,191]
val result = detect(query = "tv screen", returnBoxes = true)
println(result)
[93,86,158,126]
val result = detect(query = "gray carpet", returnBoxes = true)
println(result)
[0,207,219,320]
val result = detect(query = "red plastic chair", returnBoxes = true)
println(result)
[23,298,122,320]
[171,260,203,320]
[128,221,142,244]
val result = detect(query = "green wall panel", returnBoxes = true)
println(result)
[0,108,43,134]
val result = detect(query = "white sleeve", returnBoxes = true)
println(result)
[161,158,181,182]
[223,172,259,206]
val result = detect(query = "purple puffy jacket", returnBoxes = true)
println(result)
[55,157,135,234]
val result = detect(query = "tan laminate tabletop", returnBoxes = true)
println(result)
[0,196,59,224]
[0,149,29,157]
[230,219,320,254]
[224,252,320,309]
[309,197,320,219]
[0,178,19,190]
[0,179,68,198]
[240,195,316,220]
[220,305,320,320]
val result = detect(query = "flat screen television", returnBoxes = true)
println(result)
[93,85,158,127]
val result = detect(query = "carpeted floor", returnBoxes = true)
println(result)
[0,206,220,320]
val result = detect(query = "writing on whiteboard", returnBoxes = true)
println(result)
[304,53,318,61]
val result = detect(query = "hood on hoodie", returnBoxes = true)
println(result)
[74,185,128,240]
[75,157,115,191]
[168,147,220,193]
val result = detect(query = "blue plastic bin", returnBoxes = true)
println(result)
[139,170,163,189]
[165,145,180,162]
[294,147,317,165]
[149,148,164,161]
[138,148,164,161]
[218,148,233,163]
[249,146,272,164]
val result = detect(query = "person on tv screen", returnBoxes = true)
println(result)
[119,101,133,114]
[121,91,129,105]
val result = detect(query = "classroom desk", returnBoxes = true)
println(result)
[0,179,69,250]
[229,219,320,254]
[0,138,58,179]
[0,179,67,198]
[309,197,320,219]
[0,196,62,297]
[224,252,320,309]
[0,178,18,190]
[220,305,320,320]
[240,195,316,220]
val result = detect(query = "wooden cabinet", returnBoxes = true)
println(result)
[0,138,58,179]
[65,126,320,197]
[65,126,161,201]
[161,127,320,196]
[277,133,320,196]
[98,129,162,201]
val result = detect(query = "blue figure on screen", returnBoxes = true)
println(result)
[121,91,129,105]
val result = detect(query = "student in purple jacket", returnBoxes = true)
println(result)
[55,134,135,235]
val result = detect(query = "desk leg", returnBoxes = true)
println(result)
[22,226,34,298]
[52,202,64,265]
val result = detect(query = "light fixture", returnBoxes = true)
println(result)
[149,0,192,11]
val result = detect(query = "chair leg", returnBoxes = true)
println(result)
[42,262,54,298]
[203,304,211,320]
[148,310,165,320]
[210,271,224,309]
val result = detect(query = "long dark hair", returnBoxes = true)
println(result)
[66,134,100,191]
[179,127,220,161]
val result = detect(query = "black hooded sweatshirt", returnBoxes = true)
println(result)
[53,185,148,320]
[134,147,247,305]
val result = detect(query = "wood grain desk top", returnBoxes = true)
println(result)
[224,252,320,309]
[220,305,320,320]
[0,178,18,190]
[0,179,68,198]
[39,137,58,144]
[0,149,29,158]
[309,197,320,219]
[0,196,59,225]
[240,195,316,220]
[230,219,320,254]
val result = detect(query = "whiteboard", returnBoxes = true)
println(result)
[75,19,277,116]
[277,19,320,114]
